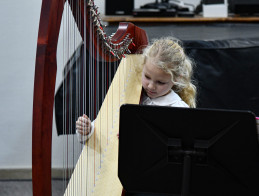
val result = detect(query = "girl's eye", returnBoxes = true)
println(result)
[158,81,166,85]
[145,75,150,79]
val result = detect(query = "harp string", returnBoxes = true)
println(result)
[64,0,69,192]
[64,0,69,190]
[75,0,81,194]
[62,0,65,192]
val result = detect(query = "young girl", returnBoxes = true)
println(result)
[76,37,197,142]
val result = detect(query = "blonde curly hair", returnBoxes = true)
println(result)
[142,37,197,108]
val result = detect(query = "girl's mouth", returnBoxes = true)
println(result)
[146,89,156,95]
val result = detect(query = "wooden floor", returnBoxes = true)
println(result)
[0,179,63,196]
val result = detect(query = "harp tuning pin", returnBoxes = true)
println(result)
[88,1,93,6]
[99,25,104,31]
[98,31,104,36]
[110,50,115,56]
[96,22,101,28]
[94,17,98,23]
[110,50,120,59]
[104,36,109,41]
[116,54,120,59]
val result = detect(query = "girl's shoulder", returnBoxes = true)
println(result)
[150,90,189,107]
[169,99,189,108]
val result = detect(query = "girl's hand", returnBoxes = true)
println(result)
[76,114,91,136]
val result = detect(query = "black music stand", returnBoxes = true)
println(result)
[118,104,259,196]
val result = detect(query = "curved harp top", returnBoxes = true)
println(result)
[32,0,148,195]
[69,0,148,60]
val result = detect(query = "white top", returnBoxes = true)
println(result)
[76,90,188,143]
[141,89,189,107]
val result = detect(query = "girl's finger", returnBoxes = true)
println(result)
[78,129,89,136]
[78,117,87,123]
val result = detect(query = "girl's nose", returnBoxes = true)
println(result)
[148,82,155,90]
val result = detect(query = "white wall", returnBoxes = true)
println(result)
[0,0,200,170]
[0,0,42,169]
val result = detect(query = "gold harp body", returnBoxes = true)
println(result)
[64,55,144,195]
[32,0,148,195]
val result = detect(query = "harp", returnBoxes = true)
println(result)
[32,0,148,195]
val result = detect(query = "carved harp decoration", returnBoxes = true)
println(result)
[32,0,148,195]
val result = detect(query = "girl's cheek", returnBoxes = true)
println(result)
[142,78,147,86]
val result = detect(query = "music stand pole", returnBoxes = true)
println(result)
[181,154,191,196]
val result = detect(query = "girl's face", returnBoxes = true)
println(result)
[142,59,174,99]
